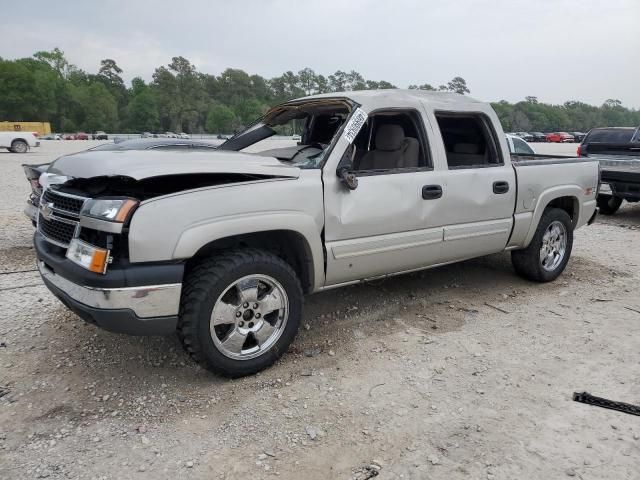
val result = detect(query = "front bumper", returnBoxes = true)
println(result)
[35,232,183,335]
[24,200,38,223]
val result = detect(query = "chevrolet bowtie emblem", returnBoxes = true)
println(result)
[40,202,55,221]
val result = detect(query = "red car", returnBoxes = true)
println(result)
[545,132,575,143]
[75,132,89,140]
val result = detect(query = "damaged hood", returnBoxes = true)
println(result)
[46,149,300,180]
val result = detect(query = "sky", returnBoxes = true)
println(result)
[4,0,640,107]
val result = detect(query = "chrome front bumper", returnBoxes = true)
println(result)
[38,261,181,319]
[24,200,38,222]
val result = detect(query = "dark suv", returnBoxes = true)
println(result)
[578,127,640,214]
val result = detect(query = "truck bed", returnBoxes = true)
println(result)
[505,154,599,248]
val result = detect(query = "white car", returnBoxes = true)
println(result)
[178,132,190,139]
[506,134,535,155]
[0,131,40,153]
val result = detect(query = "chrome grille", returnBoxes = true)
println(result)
[42,189,85,216]
[38,189,87,248]
[38,213,78,246]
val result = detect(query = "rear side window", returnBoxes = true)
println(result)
[584,129,635,143]
[435,113,502,168]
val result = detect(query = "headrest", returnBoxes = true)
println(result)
[375,124,405,151]
[453,143,480,154]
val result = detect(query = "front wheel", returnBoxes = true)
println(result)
[511,208,573,282]
[178,249,303,377]
[596,194,622,215]
[10,139,28,153]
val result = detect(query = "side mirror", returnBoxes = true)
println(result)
[337,167,358,190]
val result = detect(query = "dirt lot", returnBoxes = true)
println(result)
[1,141,639,480]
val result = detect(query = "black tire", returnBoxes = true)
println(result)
[10,139,28,153]
[177,248,303,377]
[596,194,622,215]
[511,208,573,282]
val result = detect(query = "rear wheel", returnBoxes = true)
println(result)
[178,249,303,377]
[596,194,622,215]
[511,208,573,282]
[10,139,28,153]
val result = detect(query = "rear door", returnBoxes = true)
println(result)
[428,111,516,261]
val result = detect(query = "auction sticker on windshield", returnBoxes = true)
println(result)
[343,108,367,144]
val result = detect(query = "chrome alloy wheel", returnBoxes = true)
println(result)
[539,220,567,271]
[210,274,289,360]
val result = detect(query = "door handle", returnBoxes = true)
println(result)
[493,181,509,194]
[422,185,442,200]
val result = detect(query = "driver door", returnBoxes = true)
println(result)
[322,109,447,286]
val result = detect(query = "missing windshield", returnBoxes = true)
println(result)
[218,98,353,168]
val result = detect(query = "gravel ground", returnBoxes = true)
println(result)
[0,141,639,480]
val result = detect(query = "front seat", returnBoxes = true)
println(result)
[358,124,420,170]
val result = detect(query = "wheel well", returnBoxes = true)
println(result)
[11,138,27,144]
[546,196,578,227]
[185,230,314,293]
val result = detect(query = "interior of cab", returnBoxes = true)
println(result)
[435,114,501,168]
[350,110,428,171]
[219,99,351,168]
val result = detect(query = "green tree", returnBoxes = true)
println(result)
[126,78,159,132]
[206,103,236,133]
[409,83,436,91]
[446,76,470,94]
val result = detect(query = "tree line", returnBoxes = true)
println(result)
[1,48,638,134]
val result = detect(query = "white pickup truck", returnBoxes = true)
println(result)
[1,131,40,153]
[33,90,599,377]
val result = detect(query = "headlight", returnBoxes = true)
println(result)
[81,198,138,223]
[66,238,110,274]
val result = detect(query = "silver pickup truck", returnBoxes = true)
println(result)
[33,90,599,377]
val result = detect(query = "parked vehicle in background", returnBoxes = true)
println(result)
[40,134,62,140]
[141,132,155,138]
[0,131,40,153]
[89,137,223,151]
[546,132,574,143]
[92,131,108,140]
[570,132,586,142]
[165,132,178,138]
[178,132,190,139]
[579,127,638,154]
[529,132,547,142]
[515,132,534,142]
[506,134,535,155]
[31,90,598,377]
[63,132,90,140]
[578,126,640,215]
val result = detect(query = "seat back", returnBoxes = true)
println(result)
[358,124,420,170]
